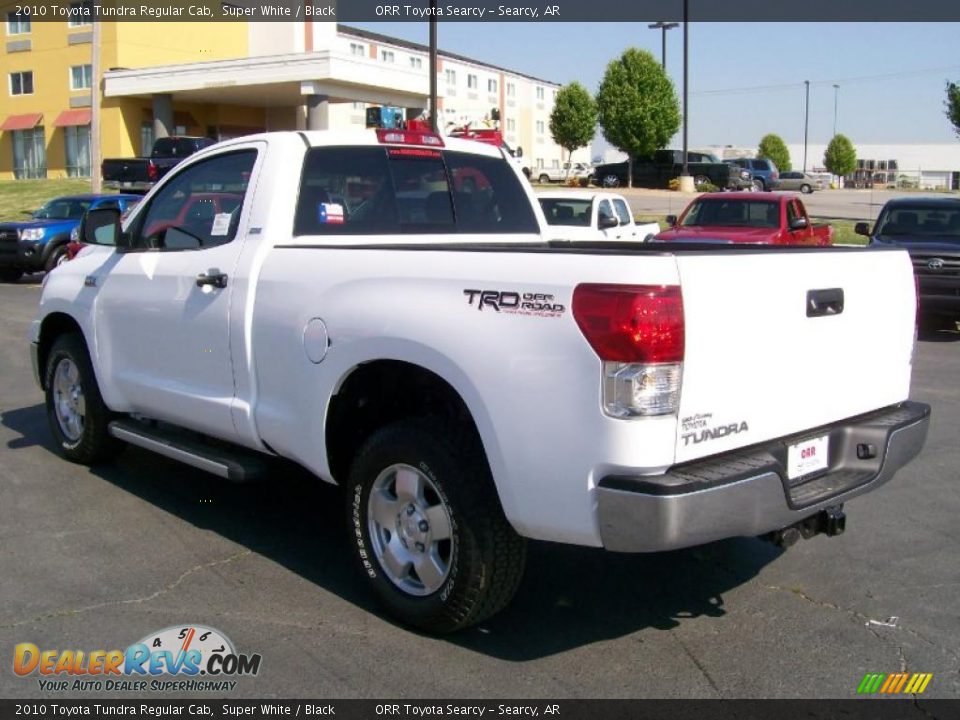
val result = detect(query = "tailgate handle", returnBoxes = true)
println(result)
[806,288,844,317]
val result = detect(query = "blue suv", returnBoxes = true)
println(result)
[724,158,781,191]
[0,194,140,282]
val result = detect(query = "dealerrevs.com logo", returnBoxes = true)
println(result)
[14,625,261,693]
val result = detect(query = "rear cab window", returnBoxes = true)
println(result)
[294,146,539,236]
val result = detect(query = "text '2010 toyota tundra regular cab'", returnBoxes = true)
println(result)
[32,128,930,633]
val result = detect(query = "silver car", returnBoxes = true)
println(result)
[777,171,824,194]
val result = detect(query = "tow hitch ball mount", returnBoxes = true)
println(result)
[763,505,846,548]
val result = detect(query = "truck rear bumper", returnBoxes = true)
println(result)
[596,401,930,552]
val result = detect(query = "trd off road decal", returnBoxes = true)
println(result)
[463,289,566,318]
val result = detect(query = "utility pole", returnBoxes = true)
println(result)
[803,80,810,173]
[647,21,679,69]
[833,83,839,137]
[428,1,438,132]
[90,14,101,193]
[681,0,689,183]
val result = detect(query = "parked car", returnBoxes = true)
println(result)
[534,162,592,184]
[102,136,217,193]
[537,190,660,241]
[34,128,927,633]
[593,150,742,190]
[856,197,960,326]
[0,194,141,281]
[777,171,824,194]
[725,157,781,191]
[654,192,833,245]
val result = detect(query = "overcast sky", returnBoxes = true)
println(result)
[350,21,960,151]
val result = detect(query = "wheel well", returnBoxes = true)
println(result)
[326,360,482,484]
[37,313,84,390]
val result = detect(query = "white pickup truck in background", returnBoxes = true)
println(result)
[32,127,930,633]
[537,190,661,241]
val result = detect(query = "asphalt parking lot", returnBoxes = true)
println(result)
[1,277,958,701]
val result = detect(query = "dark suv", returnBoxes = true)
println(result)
[856,197,960,327]
[725,158,780,191]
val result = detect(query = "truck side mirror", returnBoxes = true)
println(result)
[666,215,678,227]
[599,214,619,229]
[82,207,122,247]
[789,217,809,231]
[854,222,871,236]
[515,147,523,158]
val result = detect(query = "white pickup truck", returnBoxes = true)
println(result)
[537,190,661,242]
[31,128,930,633]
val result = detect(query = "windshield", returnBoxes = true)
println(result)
[33,199,91,220]
[681,199,780,228]
[538,198,592,226]
[875,206,960,240]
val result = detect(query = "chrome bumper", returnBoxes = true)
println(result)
[597,402,931,552]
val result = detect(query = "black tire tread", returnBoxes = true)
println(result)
[348,418,526,633]
[45,332,122,465]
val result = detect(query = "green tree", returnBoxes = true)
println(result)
[757,133,791,172]
[946,81,960,139]
[596,48,680,188]
[823,134,857,181]
[549,82,597,177]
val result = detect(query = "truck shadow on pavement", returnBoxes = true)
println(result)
[3,403,782,660]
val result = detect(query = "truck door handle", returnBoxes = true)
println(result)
[806,288,844,317]
[196,271,228,289]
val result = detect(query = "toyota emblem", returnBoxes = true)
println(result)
[928,258,945,271]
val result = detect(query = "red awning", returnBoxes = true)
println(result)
[0,113,42,131]
[53,109,91,127]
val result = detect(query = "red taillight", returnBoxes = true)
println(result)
[147,161,158,181]
[572,284,685,363]
[375,128,444,147]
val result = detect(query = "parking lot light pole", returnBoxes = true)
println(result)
[833,84,840,137]
[647,21,679,69]
[803,80,810,172]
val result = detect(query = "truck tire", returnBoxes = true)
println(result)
[538,174,551,184]
[0,268,23,283]
[44,333,123,465]
[601,174,620,188]
[45,244,68,273]
[347,419,526,633]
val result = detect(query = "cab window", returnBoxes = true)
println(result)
[129,150,256,251]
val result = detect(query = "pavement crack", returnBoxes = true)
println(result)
[0,549,252,630]
[670,631,723,698]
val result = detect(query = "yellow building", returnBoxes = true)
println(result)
[1,14,249,180]
[2,17,583,181]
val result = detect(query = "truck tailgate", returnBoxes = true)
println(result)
[674,248,916,463]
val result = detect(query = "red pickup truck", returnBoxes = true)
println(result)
[654,192,833,245]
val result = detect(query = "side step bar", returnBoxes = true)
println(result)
[108,419,268,482]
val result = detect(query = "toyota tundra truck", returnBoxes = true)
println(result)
[30,128,930,633]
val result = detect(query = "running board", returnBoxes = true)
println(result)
[108,420,268,482]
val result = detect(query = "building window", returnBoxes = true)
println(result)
[506,118,516,132]
[10,71,34,96]
[141,122,154,156]
[445,69,456,85]
[536,86,544,100]
[467,74,478,89]
[409,56,422,69]
[536,120,545,134]
[349,42,365,56]
[380,50,395,63]
[70,64,92,90]
[12,126,46,179]
[6,12,30,34]
[488,79,497,93]
[506,83,515,97]
[67,1,92,26]
[64,125,91,177]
